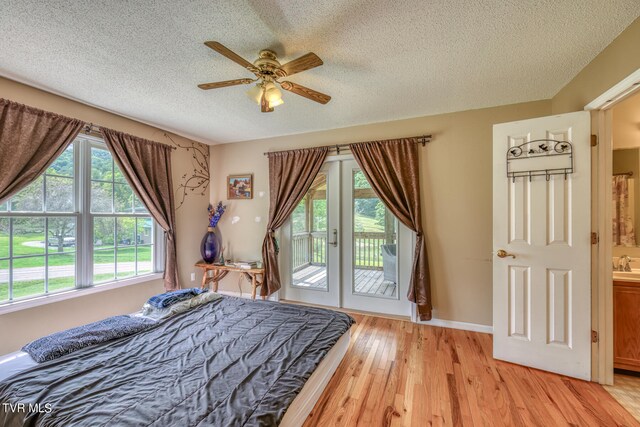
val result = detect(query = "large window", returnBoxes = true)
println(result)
[0,136,161,304]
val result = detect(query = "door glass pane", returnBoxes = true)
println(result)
[352,170,398,299]
[291,173,327,290]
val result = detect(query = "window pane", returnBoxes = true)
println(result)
[13,255,45,299]
[94,217,115,283]
[47,144,74,177]
[47,217,76,253]
[94,217,115,248]
[0,218,8,258]
[48,253,75,292]
[137,245,152,275]
[0,260,7,302]
[114,183,133,213]
[13,218,45,257]
[10,176,43,212]
[133,196,148,213]
[117,218,135,247]
[113,163,127,184]
[137,218,153,245]
[46,176,74,212]
[94,248,115,283]
[117,248,135,279]
[91,181,113,213]
[0,201,7,212]
[91,148,113,181]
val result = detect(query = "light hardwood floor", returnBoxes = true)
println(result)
[303,313,639,426]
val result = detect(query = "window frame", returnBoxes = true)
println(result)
[0,134,164,306]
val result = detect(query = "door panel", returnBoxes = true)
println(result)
[493,111,591,380]
[341,160,411,316]
[282,162,340,307]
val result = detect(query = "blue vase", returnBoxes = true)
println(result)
[201,226,222,264]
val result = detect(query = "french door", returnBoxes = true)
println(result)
[281,159,411,317]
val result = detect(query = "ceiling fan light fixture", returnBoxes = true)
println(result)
[246,83,263,104]
[268,97,284,108]
[263,82,283,105]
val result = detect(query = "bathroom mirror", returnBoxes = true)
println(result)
[613,148,640,247]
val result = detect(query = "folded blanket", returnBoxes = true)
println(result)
[22,315,156,363]
[141,291,221,320]
[146,288,206,309]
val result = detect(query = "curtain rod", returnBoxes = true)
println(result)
[262,134,432,156]
[82,123,176,151]
[614,171,634,176]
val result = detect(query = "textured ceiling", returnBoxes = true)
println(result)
[0,1,638,144]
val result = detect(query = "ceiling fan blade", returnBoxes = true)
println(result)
[198,78,253,90]
[279,53,323,76]
[260,92,274,113]
[280,81,331,104]
[204,41,257,73]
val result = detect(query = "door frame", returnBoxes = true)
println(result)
[587,68,640,385]
[278,153,412,317]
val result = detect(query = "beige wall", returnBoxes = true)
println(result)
[0,77,209,354]
[211,100,551,326]
[552,17,640,114]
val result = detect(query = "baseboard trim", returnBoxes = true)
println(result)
[418,318,493,334]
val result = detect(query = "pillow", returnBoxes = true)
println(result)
[22,315,156,363]
[141,291,221,320]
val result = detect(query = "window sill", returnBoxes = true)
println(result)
[0,273,164,316]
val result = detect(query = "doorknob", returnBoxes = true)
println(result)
[496,249,516,259]
[328,229,338,247]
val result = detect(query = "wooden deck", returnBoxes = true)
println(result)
[292,265,397,297]
[303,313,640,426]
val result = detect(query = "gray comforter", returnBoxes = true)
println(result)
[0,297,354,427]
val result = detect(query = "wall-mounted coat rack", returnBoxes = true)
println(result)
[506,139,573,182]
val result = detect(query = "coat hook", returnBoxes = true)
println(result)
[546,171,550,181]
[529,171,532,182]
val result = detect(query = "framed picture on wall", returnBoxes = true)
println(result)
[227,174,253,199]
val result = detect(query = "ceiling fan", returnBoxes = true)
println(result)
[198,41,331,112]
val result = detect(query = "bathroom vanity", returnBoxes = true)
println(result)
[613,275,640,372]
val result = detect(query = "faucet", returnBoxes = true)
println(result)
[617,255,633,272]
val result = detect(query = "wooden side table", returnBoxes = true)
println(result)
[195,262,266,300]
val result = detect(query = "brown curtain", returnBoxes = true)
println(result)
[101,128,179,291]
[261,147,329,296]
[0,98,84,203]
[349,139,432,320]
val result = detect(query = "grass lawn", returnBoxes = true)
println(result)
[354,213,385,232]
[0,233,153,302]
[0,271,152,302]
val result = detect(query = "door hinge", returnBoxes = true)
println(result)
[592,330,599,343]
[591,232,599,244]
[591,134,598,147]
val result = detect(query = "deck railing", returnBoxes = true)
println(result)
[292,231,391,271]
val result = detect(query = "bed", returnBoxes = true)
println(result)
[0,296,353,426]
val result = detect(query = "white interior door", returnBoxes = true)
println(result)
[282,162,340,307]
[493,111,591,380]
[341,160,411,317]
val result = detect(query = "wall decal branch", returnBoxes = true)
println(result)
[164,133,210,210]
